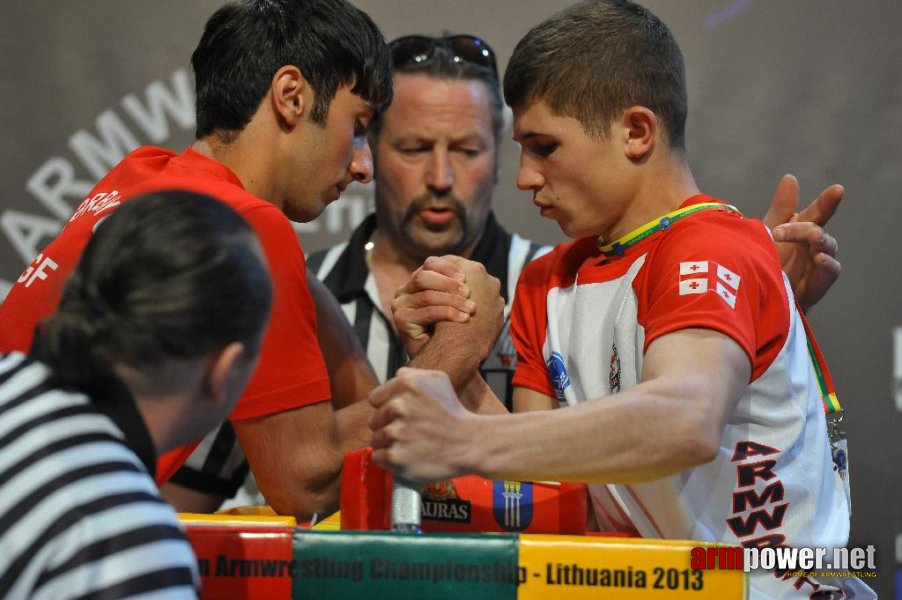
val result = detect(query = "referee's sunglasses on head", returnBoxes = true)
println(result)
[389,34,498,79]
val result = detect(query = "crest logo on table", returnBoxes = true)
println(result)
[421,480,472,524]
[493,481,534,532]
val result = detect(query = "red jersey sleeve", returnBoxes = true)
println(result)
[635,213,789,382]
[510,248,559,398]
[155,204,331,484]
[232,203,330,420]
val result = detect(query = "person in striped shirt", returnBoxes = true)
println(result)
[0,190,272,599]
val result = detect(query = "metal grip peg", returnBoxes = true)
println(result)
[391,477,422,533]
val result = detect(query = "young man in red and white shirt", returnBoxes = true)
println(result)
[369,1,871,598]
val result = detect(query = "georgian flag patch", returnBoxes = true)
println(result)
[678,261,741,308]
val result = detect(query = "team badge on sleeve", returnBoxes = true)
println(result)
[546,351,571,403]
[678,261,709,294]
[678,261,741,309]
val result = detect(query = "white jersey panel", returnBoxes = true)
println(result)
[542,257,855,598]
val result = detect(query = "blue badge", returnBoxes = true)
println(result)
[493,481,534,531]
[546,351,570,402]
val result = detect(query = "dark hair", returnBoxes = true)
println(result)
[371,36,504,140]
[503,0,687,149]
[192,0,393,139]
[33,191,273,386]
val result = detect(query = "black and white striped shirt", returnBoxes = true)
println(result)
[0,352,199,599]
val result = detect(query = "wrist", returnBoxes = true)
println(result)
[453,412,489,478]
[458,373,486,411]
[412,323,483,388]
[459,374,508,414]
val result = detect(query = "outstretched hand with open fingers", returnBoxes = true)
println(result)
[763,174,843,310]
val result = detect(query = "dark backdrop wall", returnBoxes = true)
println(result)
[2,2,899,595]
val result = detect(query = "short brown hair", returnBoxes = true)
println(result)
[503,0,687,149]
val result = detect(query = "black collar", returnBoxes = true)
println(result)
[320,211,515,304]
[82,374,158,476]
[320,213,379,303]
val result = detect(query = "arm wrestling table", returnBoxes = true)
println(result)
[179,448,747,599]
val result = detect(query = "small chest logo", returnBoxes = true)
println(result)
[609,342,621,394]
[495,323,517,368]
[546,351,570,402]
[492,481,534,531]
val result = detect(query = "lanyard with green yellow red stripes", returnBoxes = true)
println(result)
[597,201,844,423]
[799,302,849,506]
[597,202,740,257]
[797,310,842,417]
[597,200,844,422]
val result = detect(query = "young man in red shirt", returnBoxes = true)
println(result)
[0,0,397,521]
